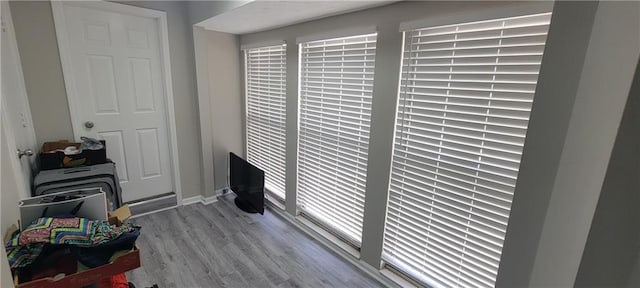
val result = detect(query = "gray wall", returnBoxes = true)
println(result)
[193,27,216,196]
[10,1,75,145]
[207,30,244,191]
[9,1,204,199]
[527,1,639,286]
[1,125,22,239]
[0,126,21,288]
[574,59,640,287]
[0,122,22,287]
[628,250,640,288]
[194,28,244,192]
[1,250,12,288]
[187,0,253,25]
[496,2,599,286]
[629,259,640,288]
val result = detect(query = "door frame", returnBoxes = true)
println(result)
[51,0,183,204]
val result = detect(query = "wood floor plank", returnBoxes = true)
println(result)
[180,205,236,277]
[127,195,384,288]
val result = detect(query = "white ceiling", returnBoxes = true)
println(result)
[198,0,397,35]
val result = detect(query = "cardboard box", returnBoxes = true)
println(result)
[10,205,140,288]
[108,205,131,226]
[39,140,107,170]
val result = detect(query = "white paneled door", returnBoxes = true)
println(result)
[54,2,175,202]
[1,1,37,198]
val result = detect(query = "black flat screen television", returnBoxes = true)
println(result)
[229,152,265,214]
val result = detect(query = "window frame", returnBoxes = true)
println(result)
[382,12,553,288]
[244,43,288,204]
[296,32,379,247]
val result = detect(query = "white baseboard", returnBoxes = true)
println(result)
[214,187,228,196]
[182,188,227,206]
[129,205,180,219]
[181,196,203,206]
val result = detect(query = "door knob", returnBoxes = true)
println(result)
[84,121,94,129]
[17,149,33,159]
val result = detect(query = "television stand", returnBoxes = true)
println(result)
[234,196,261,214]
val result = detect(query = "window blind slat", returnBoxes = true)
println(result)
[245,44,287,200]
[393,155,515,195]
[383,13,551,288]
[298,33,377,245]
[384,228,499,279]
[392,153,516,189]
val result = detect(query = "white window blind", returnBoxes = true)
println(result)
[383,13,551,288]
[298,33,377,245]
[245,44,287,200]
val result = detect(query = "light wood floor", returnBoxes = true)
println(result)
[126,194,384,288]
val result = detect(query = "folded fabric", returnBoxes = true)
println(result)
[5,217,139,269]
[29,250,78,281]
[72,229,140,268]
[16,218,92,246]
[4,244,43,270]
[10,217,134,247]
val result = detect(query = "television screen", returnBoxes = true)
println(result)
[229,152,264,214]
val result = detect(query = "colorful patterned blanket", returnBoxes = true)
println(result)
[5,217,137,269]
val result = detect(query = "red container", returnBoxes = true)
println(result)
[16,246,140,288]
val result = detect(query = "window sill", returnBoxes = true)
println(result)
[380,268,422,288]
[295,214,361,259]
[264,191,285,210]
